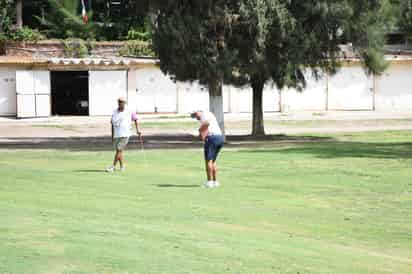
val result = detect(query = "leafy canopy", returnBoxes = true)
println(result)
[153,0,389,89]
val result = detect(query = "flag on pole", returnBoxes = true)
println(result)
[81,0,88,23]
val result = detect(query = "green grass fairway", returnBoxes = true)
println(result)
[1,131,412,274]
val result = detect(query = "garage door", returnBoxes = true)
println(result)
[328,66,373,110]
[0,69,17,116]
[89,71,127,116]
[16,70,51,118]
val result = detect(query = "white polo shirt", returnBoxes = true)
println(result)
[111,108,137,138]
[200,111,222,136]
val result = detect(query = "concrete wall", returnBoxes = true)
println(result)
[5,41,127,58]
[328,65,374,110]
[177,81,209,113]
[128,62,412,114]
[89,70,127,116]
[0,68,16,116]
[134,68,178,113]
[3,60,412,117]
[222,85,280,113]
[375,62,412,111]
[281,72,327,112]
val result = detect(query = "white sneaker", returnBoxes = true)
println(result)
[202,181,215,188]
[106,166,115,173]
[119,166,125,172]
[214,181,220,187]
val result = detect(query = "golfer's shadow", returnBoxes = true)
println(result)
[155,184,199,188]
[74,169,106,173]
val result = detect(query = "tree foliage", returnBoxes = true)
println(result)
[36,0,105,40]
[153,1,245,132]
[153,0,390,135]
[398,0,412,39]
[32,0,151,41]
[0,0,14,33]
[226,0,390,135]
[153,1,237,84]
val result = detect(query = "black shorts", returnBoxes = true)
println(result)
[204,135,224,161]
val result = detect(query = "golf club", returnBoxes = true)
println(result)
[138,134,148,167]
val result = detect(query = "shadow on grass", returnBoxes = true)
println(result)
[1,134,411,159]
[155,184,199,188]
[74,169,106,173]
[244,141,412,159]
[0,134,333,151]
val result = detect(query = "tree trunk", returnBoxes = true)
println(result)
[251,76,265,136]
[208,78,225,136]
[16,0,23,28]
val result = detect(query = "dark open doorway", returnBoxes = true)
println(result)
[51,71,89,115]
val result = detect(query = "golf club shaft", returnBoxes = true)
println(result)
[139,135,148,167]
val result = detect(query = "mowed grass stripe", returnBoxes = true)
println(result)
[1,131,412,273]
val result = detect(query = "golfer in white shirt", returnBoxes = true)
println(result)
[191,111,224,188]
[106,97,141,172]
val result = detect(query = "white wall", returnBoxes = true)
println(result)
[376,62,412,111]
[176,81,209,113]
[262,85,281,112]
[281,72,327,112]
[224,84,280,113]
[89,70,127,116]
[0,68,17,116]
[135,68,177,113]
[130,65,377,114]
[3,61,412,117]
[328,65,374,110]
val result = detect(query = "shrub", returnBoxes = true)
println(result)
[63,38,88,58]
[8,26,44,42]
[0,32,6,55]
[126,28,151,41]
[119,40,155,57]
[0,32,7,42]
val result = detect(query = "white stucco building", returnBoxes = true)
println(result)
[1,55,412,118]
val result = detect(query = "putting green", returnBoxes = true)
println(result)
[1,131,412,274]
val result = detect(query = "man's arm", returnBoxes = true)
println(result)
[135,120,141,135]
[199,122,209,141]
[111,122,114,143]
[132,112,142,138]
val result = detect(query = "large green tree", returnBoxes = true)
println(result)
[399,0,412,38]
[153,1,239,134]
[36,0,98,39]
[230,0,389,136]
[152,0,389,137]
[33,0,150,40]
[0,0,14,33]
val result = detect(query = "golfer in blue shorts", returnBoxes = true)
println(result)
[191,111,224,188]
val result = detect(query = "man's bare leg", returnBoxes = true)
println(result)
[113,150,120,167]
[212,161,217,181]
[205,160,213,181]
[107,150,120,173]
[118,150,124,168]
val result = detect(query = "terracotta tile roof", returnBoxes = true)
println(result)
[0,56,158,66]
[0,56,48,64]
[49,57,157,66]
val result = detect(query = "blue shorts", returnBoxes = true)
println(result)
[204,135,224,161]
